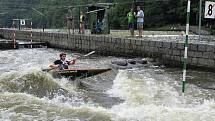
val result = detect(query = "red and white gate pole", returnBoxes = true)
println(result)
[13,21,16,49]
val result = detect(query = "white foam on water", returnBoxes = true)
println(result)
[107,70,215,121]
[0,92,114,121]
[2,48,215,120]
[0,49,118,120]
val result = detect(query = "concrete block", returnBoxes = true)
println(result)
[79,35,83,40]
[132,44,137,50]
[177,43,184,50]
[192,58,198,65]
[135,40,142,46]
[163,42,171,49]
[188,58,193,65]
[90,40,96,50]
[117,43,125,49]
[195,52,203,58]
[94,36,98,42]
[149,41,155,47]
[125,39,131,44]
[179,50,184,56]
[165,54,171,59]
[84,35,88,40]
[187,51,195,57]
[77,35,81,40]
[198,44,206,52]
[83,40,89,45]
[156,41,163,48]
[104,37,109,42]
[141,40,148,46]
[198,58,209,66]
[158,48,165,53]
[88,36,92,41]
[117,38,122,43]
[112,37,118,43]
[82,44,90,50]
[140,45,145,51]
[207,59,215,66]
[172,43,178,49]
[74,35,78,40]
[121,39,126,45]
[97,36,102,42]
[163,48,172,54]
[206,45,215,52]
[153,47,159,53]
[145,46,150,52]
[173,50,181,56]
[203,52,214,59]
[173,56,181,61]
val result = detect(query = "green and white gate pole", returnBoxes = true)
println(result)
[182,0,191,93]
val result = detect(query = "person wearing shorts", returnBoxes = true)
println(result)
[80,11,85,34]
[127,8,135,37]
[136,6,144,37]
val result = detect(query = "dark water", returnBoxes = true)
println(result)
[0,47,215,121]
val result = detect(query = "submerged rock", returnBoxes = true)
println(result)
[111,60,128,66]
[136,59,148,64]
[110,59,149,70]
[127,59,136,64]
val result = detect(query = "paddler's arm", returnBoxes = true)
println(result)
[49,64,59,69]
[49,60,61,69]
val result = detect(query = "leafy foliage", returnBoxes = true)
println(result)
[0,0,214,33]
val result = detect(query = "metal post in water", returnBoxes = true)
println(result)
[198,0,202,41]
[182,0,191,93]
[79,6,80,34]
[13,20,16,49]
[30,21,33,48]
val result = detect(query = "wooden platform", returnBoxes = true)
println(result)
[0,40,18,49]
[19,42,47,46]
[18,42,47,48]
[0,40,47,49]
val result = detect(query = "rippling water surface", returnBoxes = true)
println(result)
[0,47,215,121]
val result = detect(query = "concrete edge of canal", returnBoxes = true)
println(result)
[0,28,215,70]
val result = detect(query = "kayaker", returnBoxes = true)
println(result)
[49,52,76,70]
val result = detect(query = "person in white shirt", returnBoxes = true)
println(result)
[136,6,144,37]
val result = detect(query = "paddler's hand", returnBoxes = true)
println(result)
[70,59,76,65]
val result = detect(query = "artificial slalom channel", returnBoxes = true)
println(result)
[0,46,215,120]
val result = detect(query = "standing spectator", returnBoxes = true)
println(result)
[66,8,75,34]
[136,6,144,37]
[127,8,135,37]
[80,11,85,34]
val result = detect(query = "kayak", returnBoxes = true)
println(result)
[50,68,111,79]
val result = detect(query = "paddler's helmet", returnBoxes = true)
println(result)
[60,52,67,57]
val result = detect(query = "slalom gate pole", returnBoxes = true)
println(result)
[182,0,191,93]
[13,21,16,49]
[30,21,33,48]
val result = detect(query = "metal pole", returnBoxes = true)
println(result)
[13,20,16,49]
[42,8,44,32]
[198,0,202,41]
[19,20,21,30]
[30,21,33,48]
[132,0,134,9]
[182,0,191,93]
[79,6,80,34]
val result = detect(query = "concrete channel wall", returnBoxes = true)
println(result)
[0,29,215,69]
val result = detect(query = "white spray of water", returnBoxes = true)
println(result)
[107,70,215,121]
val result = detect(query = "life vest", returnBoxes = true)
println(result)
[59,60,69,69]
